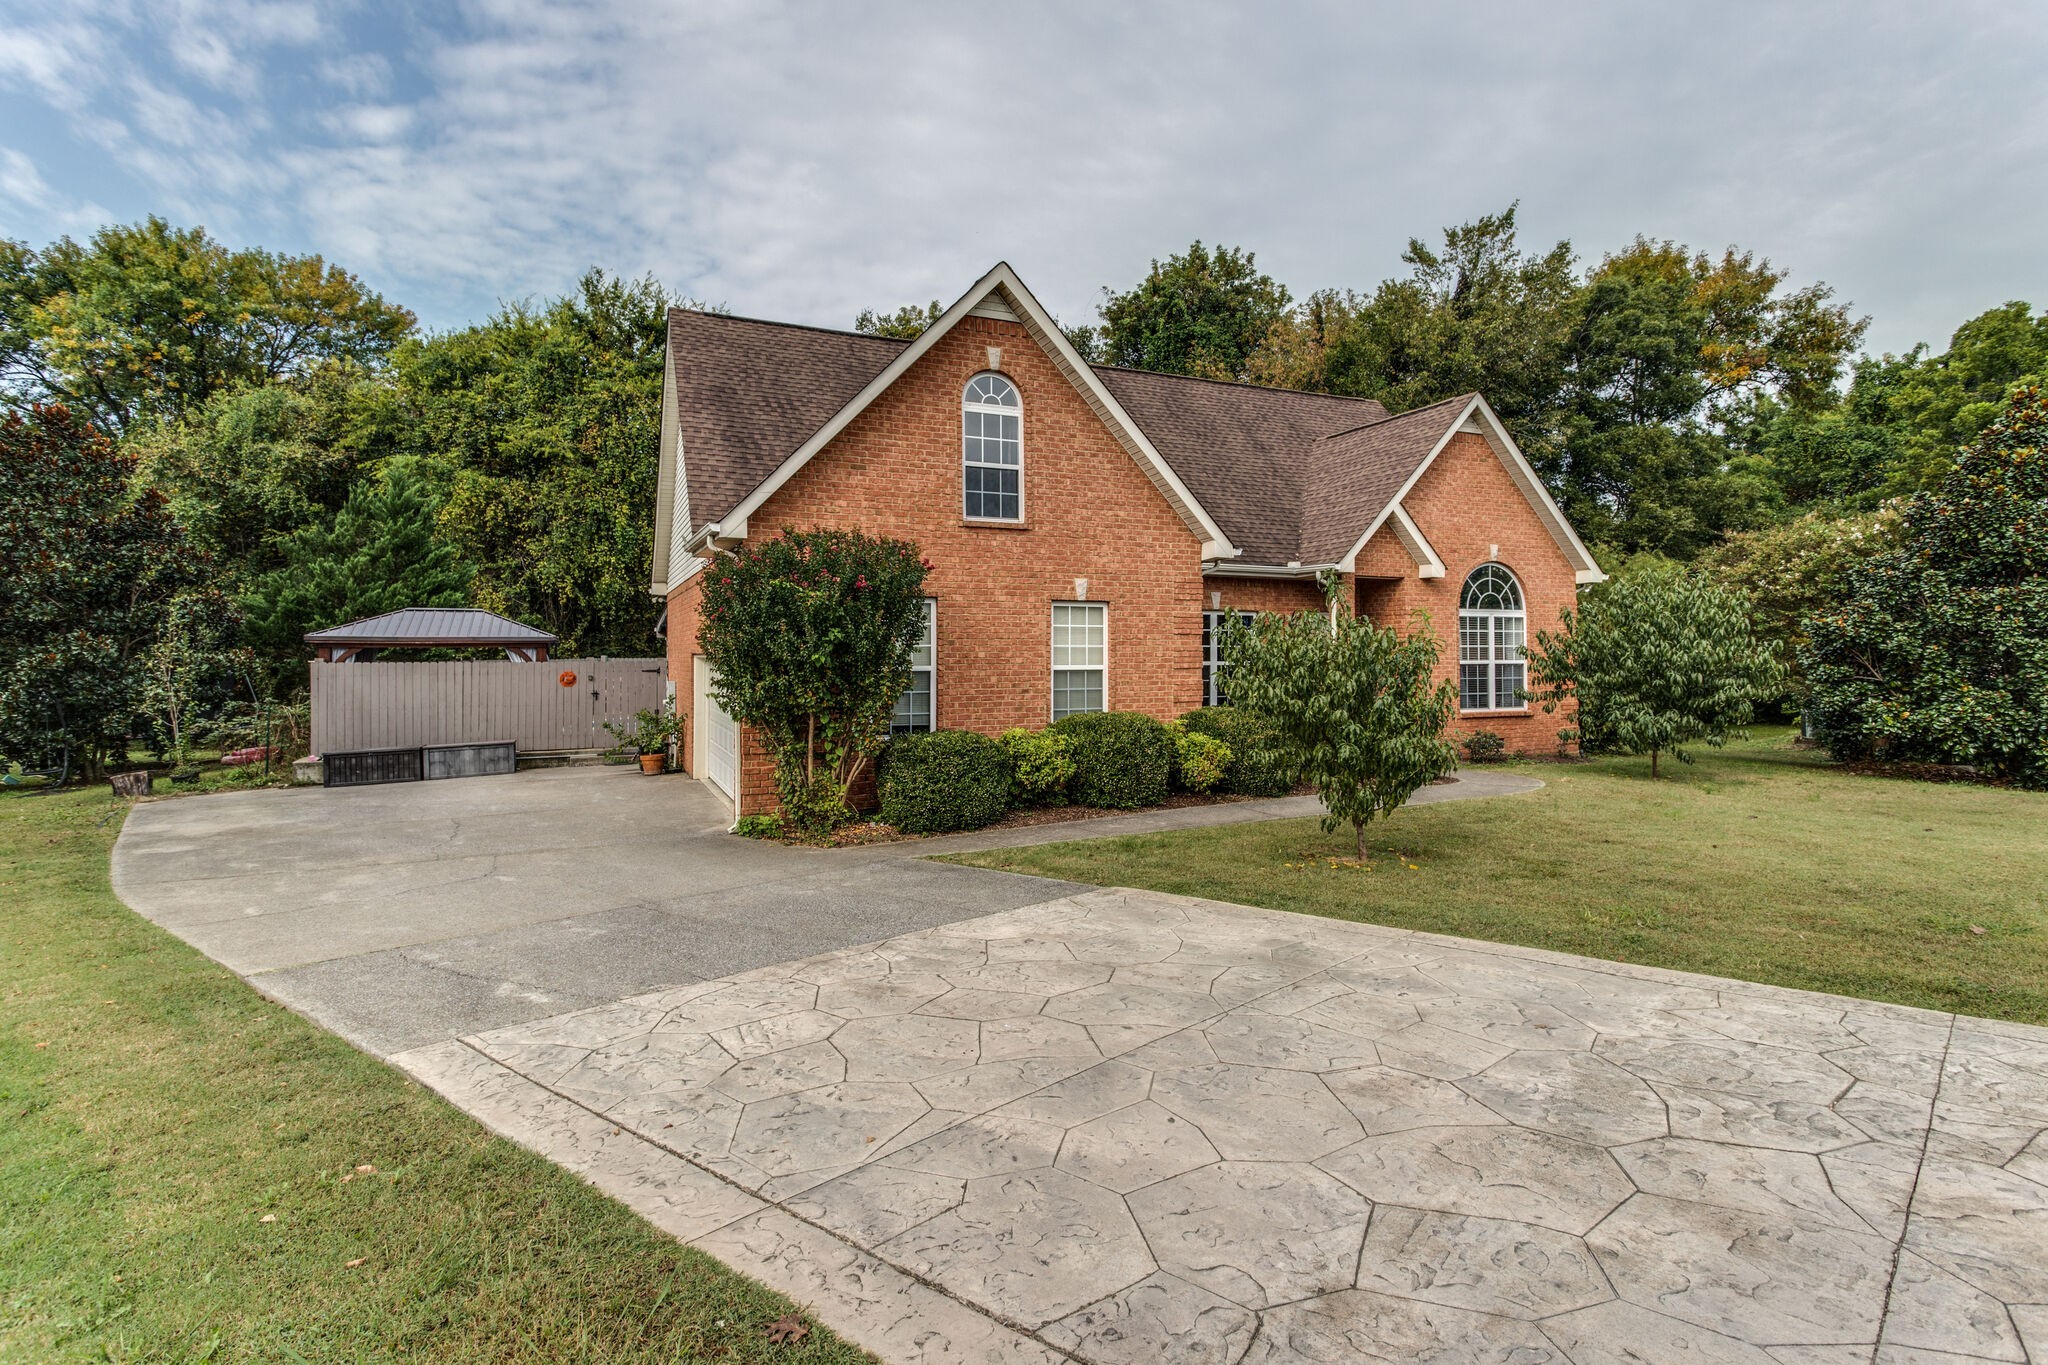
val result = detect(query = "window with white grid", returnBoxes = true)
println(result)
[889,598,935,734]
[962,373,1021,521]
[1458,563,1527,711]
[1202,610,1256,706]
[1051,603,1106,719]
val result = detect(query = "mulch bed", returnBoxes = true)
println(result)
[795,786,1320,848]
[1837,759,2015,788]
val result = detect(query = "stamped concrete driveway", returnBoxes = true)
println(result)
[399,888,2048,1365]
[112,769,2048,1363]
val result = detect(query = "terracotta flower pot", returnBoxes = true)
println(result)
[639,753,664,774]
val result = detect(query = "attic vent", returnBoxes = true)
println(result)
[969,292,1020,322]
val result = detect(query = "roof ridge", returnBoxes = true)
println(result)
[1318,392,1478,443]
[669,307,913,347]
[1088,362,1387,404]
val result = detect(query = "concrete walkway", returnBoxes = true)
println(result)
[110,765,1535,1055]
[400,888,2048,1365]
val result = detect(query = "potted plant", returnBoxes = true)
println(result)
[607,704,684,774]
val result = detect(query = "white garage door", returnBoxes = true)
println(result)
[703,681,739,803]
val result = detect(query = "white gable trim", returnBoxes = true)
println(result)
[1340,395,1605,585]
[1388,504,1445,578]
[701,263,1240,561]
[649,346,680,595]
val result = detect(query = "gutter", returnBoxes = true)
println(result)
[1200,560,1342,580]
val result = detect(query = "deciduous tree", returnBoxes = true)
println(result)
[1096,242,1291,381]
[1218,610,1458,858]
[1526,561,1784,776]
[0,218,413,434]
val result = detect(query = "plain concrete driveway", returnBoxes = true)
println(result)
[111,766,1093,1055]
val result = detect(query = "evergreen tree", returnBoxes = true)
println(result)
[1802,387,2048,786]
[240,465,473,677]
[0,404,204,778]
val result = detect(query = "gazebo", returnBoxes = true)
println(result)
[305,608,558,663]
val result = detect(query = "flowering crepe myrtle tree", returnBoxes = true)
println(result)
[1526,560,1784,777]
[697,528,930,832]
[1219,609,1458,859]
[1801,386,2048,787]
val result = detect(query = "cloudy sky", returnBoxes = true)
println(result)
[2,1,2041,358]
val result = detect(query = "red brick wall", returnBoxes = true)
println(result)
[1352,432,1581,754]
[678,315,1207,815]
[1206,577,1327,614]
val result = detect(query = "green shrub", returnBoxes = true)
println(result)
[1462,729,1506,763]
[878,729,1012,833]
[1168,722,1232,793]
[733,812,786,840]
[1179,707,1295,797]
[1050,711,1172,809]
[998,727,1075,806]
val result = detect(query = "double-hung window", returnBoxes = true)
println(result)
[1458,564,1527,711]
[1201,609,1255,706]
[962,373,1022,521]
[1051,603,1106,719]
[890,598,936,734]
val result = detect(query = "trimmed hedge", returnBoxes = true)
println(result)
[878,729,1012,833]
[1050,711,1173,809]
[998,727,1075,806]
[1168,723,1232,793]
[1179,707,1296,797]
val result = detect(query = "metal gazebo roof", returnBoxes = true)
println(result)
[305,608,557,662]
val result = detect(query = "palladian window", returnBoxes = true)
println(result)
[962,373,1021,521]
[1458,564,1526,711]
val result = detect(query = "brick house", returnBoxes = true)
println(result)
[650,263,1604,817]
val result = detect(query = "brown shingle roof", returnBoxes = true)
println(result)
[671,310,905,533]
[667,308,1473,568]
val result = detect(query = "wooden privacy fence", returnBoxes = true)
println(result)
[310,657,668,756]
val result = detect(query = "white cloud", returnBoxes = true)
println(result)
[0,1,2043,356]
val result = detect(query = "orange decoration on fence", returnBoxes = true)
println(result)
[558,670,578,687]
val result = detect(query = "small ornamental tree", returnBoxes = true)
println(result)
[696,529,929,831]
[1219,611,1458,859]
[1801,387,2048,787]
[1526,561,1784,777]
[139,590,256,766]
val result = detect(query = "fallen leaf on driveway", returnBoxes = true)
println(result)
[766,1315,808,1344]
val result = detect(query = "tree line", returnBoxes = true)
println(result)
[3,210,2042,782]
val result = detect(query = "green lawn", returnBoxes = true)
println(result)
[945,731,2048,1025]
[0,788,868,1364]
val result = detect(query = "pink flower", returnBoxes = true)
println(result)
[855,575,869,589]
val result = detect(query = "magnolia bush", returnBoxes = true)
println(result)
[1219,611,1457,858]
[696,528,929,832]
[1802,387,2048,786]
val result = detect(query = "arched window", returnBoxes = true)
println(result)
[962,373,1021,521]
[1459,564,1526,711]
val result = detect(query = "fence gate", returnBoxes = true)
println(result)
[310,657,667,756]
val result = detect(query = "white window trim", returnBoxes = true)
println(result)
[1202,609,1256,707]
[1458,564,1528,714]
[891,597,937,734]
[1050,601,1107,721]
[962,372,1024,524]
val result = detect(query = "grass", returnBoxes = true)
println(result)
[0,787,869,1364]
[945,730,2048,1025]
